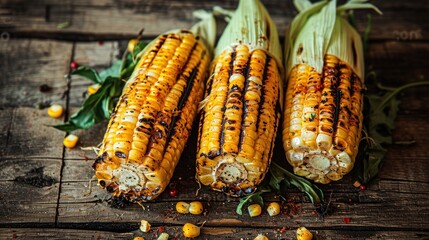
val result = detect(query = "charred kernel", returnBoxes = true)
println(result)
[296,227,313,240]
[182,223,200,238]
[140,219,151,232]
[267,202,281,216]
[248,204,262,217]
[189,201,203,215]
[176,201,190,214]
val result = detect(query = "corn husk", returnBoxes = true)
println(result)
[214,0,284,107]
[285,0,381,80]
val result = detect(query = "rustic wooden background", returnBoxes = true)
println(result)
[0,0,428,239]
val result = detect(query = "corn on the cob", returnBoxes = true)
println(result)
[93,14,216,202]
[196,0,283,196]
[283,0,381,183]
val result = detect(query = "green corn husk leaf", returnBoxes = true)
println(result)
[285,0,381,80]
[215,0,282,64]
[214,0,284,108]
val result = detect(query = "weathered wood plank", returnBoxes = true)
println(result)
[0,228,132,240]
[0,107,65,159]
[1,227,428,240]
[56,178,429,230]
[1,1,427,40]
[0,40,72,107]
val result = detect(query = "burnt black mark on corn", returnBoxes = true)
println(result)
[238,51,254,152]
[164,66,200,154]
[146,37,199,156]
[219,48,237,156]
[255,55,272,161]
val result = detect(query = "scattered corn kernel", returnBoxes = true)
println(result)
[189,201,204,215]
[353,180,361,188]
[47,104,64,118]
[267,202,281,217]
[182,223,200,238]
[157,232,169,240]
[248,204,262,217]
[133,237,145,240]
[63,134,79,149]
[127,38,139,53]
[176,201,190,214]
[296,227,313,240]
[87,83,101,95]
[140,220,151,233]
[253,233,269,240]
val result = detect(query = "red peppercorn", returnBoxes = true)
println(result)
[343,217,351,224]
[12,233,17,238]
[169,188,178,197]
[70,61,79,70]
[359,184,366,191]
[97,40,104,46]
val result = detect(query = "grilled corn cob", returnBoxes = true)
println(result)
[197,0,283,196]
[283,0,381,183]
[93,14,216,201]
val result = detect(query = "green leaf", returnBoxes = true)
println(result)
[355,77,429,184]
[71,66,102,84]
[269,162,324,204]
[53,77,123,132]
[236,189,269,215]
[99,60,122,80]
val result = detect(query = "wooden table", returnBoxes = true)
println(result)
[1,0,428,239]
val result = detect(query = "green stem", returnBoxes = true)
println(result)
[374,81,429,113]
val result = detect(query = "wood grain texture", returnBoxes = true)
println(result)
[1,1,428,41]
[0,40,71,107]
[0,0,428,238]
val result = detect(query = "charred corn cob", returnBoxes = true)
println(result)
[93,14,216,201]
[197,0,283,196]
[283,0,381,183]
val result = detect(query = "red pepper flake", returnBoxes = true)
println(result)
[70,61,79,70]
[311,210,317,215]
[343,217,351,224]
[158,226,164,233]
[359,184,366,191]
[169,188,178,197]
[12,234,17,238]
[278,226,286,233]
[97,41,104,46]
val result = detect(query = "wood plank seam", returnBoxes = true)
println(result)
[54,41,76,227]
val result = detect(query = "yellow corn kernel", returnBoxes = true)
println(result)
[94,31,211,202]
[283,55,364,184]
[157,232,169,240]
[189,201,203,215]
[353,180,361,188]
[47,104,64,118]
[176,201,190,214]
[296,227,313,240]
[248,204,262,217]
[196,46,281,196]
[140,220,151,233]
[63,134,78,149]
[127,38,139,53]
[254,234,269,240]
[266,202,281,216]
[182,223,200,238]
[87,83,101,95]
[133,237,145,240]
